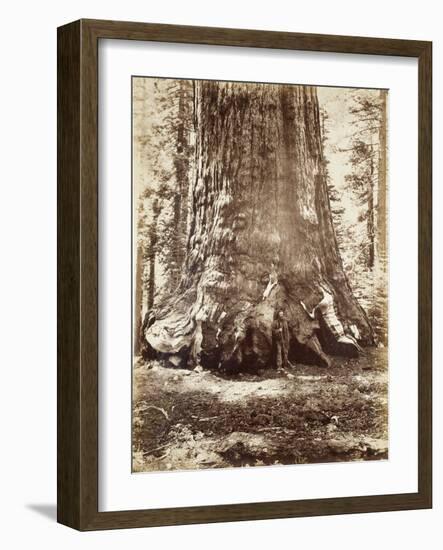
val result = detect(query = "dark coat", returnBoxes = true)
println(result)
[272,318,290,348]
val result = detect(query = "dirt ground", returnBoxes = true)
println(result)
[132,348,388,472]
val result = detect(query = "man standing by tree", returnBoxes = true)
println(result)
[272,310,290,370]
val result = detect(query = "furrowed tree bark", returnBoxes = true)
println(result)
[145,81,374,371]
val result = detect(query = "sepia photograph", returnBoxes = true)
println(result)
[132,77,388,473]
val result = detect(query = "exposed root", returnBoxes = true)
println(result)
[139,404,170,421]
[144,280,368,372]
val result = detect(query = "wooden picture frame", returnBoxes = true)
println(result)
[57,19,432,530]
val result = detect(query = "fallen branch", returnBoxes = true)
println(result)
[140,405,170,421]
[142,442,170,456]
[256,427,296,433]
[157,449,171,461]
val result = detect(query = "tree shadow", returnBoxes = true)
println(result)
[26,504,57,522]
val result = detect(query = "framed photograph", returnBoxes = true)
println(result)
[57,19,432,530]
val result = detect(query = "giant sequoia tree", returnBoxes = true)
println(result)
[144,81,373,370]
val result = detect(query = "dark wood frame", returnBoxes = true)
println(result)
[57,18,432,531]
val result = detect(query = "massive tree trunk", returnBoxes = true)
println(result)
[145,81,373,371]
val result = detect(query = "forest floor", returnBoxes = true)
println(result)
[132,348,388,473]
